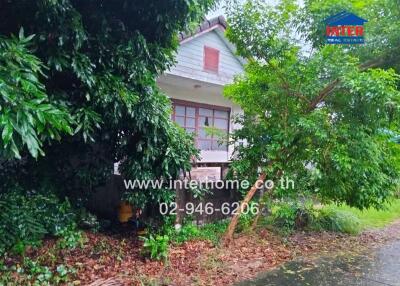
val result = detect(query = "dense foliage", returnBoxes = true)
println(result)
[225,0,400,209]
[0,32,73,159]
[0,190,78,254]
[268,200,362,235]
[0,1,215,207]
[0,0,216,255]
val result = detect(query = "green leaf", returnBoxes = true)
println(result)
[2,123,13,146]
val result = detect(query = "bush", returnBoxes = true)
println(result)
[269,201,362,235]
[316,207,362,235]
[140,234,169,261]
[271,202,297,232]
[160,216,228,246]
[56,226,86,249]
[0,190,78,254]
[191,220,228,245]
[269,200,318,234]
[395,186,400,199]
[170,223,200,244]
[237,211,255,232]
[77,209,100,232]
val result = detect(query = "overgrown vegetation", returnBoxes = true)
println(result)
[1,0,400,283]
[266,200,361,235]
[168,219,229,246]
[141,234,170,261]
[316,207,361,235]
[0,257,76,286]
[266,198,400,235]
[223,0,400,238]
[140,216,233,261]
[0,190,79,255]
[0,0,216,256]
[328,199,400,229]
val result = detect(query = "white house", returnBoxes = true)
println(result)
[104,17,244,217]
[157,16,244,177]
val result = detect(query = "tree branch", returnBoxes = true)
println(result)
[306,48,398,113]
[307,78,341,112]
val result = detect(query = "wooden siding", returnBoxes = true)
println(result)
[157,75,243,163]
[167,30,244,85]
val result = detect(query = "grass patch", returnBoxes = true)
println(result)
[266,199,400,235]
[327,199,400,230]
[316,207,361,235]
[160,217,229,246]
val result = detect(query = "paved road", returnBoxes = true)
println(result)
[236,240,400,286]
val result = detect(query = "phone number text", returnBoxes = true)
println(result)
[159,202,259,216]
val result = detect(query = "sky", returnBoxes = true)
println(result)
[207,0,226,19]
[206,0,302,19]
[206,0,243,19]
[206,0,279,19]
[207,2,226,18]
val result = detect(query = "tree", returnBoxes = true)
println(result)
[0,31,73,159]
[224,0,400,240]
[0,0,216,207]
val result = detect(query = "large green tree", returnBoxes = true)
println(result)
[0,1,215,206]
[224,0,400,239]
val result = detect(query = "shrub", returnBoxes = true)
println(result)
[56,226,86,249]
[269,201,362,235]
[197,220,228,244]
[160,216,228,246]
[395,186,400,199]
[271,202,298,232]
[171,223,200,244]
[269,200,318,234]
[237,211,255,232]
[161,218,204,244]
[78,209,100,232]
[140,234,169,261]
[0,190,78,254]
[316,207,362,235]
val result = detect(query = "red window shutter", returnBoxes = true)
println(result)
[203,46,219,73]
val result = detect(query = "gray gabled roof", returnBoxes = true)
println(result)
[178,16,227,42]
[178,16,246,66]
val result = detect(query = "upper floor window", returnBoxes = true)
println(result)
[203,46,219,73]
[172,101,229,151]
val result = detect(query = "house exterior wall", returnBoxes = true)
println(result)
[96,18,244,220]
[167,30,243,86]
[158,25,244,164]
[158,75,243,163]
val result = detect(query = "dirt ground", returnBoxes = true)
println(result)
[5,221,400,286]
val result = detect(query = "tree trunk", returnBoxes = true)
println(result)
[175,180,185,227]
[251,203,264,230]
[224,172,266,242]
[251,170,283,230]
[251,192,270,230]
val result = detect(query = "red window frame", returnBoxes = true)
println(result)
[203,46,220,73]
[171,99,230,151]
